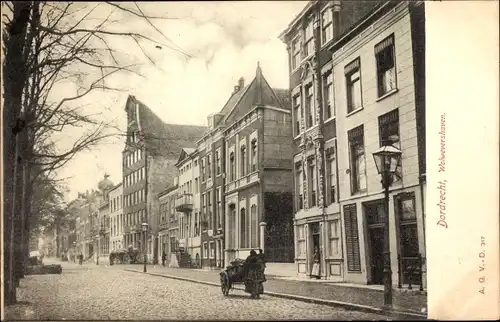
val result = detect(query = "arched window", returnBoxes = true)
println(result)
[251,139,257,172]
[240,146,247,177]
[229,152,235,181]
[240,207,246,248]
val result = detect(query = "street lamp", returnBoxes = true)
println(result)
[372,143,402,309]
[95,234,100,265]
[141,222,149,273]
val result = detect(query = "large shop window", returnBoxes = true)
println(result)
[348,125,367,194]
[395,193,420,284]
[343,204,361,272]
[379,109,402,181]
[375,34,397,97]
[329,219,341,257]
[297,225,306,257]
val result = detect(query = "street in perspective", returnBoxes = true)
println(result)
[3,1,427,321]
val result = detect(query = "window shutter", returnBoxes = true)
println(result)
[343,204,361,271]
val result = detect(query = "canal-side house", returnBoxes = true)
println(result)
[279,0,389,280]
[97,175,114,259]
[157,178,179,264]
[330,0,426,287]
[121,95,206,263]
[214,64,294,266]
[109,182,123,251]
[175,148,202,267]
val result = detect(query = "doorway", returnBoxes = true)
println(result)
[364,200,386,285]
[309,222,320,273]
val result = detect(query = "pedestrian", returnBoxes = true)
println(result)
[257,249,266,280]
[311,247,321,279]
[161,251,167,267]
[78,253,83,265]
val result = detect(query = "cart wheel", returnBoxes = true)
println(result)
[220,272,230,296]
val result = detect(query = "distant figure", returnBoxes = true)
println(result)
[257,249,266,277]
[311,247,321,279]
[161,251,167,267]
[78,253,83,265]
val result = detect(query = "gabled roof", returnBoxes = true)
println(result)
[126,96,207,158]
[216,63,291,127]
[175,147,197,166]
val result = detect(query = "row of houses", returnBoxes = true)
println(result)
[61,0,426,288]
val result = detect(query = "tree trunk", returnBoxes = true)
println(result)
[3,1,32,305]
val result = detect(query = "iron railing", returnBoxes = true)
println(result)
[397,253,425,291]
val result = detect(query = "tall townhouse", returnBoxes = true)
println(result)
[157,179,179,263]
[97,175,114,258]
[175,148,202,267]
[122,95,206,263]
[200,64,294,267]
[329,1,426,288]
[75,189,102,258]
[197,111,226,269]
[109,182,123,251]
[280,0,385,280]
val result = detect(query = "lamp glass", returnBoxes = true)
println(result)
[372,145,402,175]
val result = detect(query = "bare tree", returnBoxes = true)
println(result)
[3,1,191,304]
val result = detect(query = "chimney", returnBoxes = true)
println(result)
[238,77,244,89]
[233,85,240,94]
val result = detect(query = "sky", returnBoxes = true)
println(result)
[51,1,308,201]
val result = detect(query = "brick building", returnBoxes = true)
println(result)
[280,0,426,285]
[157,178,179,264]
[122,95,206,263]
[196,64,294,267]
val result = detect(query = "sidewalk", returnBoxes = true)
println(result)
[122,264,427,319]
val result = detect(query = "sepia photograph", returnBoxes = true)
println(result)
[1,1,497,321]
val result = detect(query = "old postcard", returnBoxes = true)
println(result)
[2,1,498,321]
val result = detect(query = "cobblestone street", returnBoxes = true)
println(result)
[5,262,393,320]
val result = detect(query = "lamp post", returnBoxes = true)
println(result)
[372,143,402,309]
[142,222,148,273]
[95,234,100,265]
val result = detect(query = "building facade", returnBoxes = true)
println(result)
[330,1,426,287]
[175,148,202,267]
[74,189,102,259]
[122,95,206,263]
[157,181,179,263]
[198,65,294,267]
[109,183,123,251]
[280,0,426,285]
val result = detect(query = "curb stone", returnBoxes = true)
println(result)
[123,269,426,320]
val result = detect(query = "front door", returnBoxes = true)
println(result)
[309,222,320,273]
[364,201,386,285]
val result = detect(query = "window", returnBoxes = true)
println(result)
[343,204,361,271]
[395,193,419,284]
[297,225,306,256]
[295,162,303,210]
[322,8,333,45]
[240,207,246,248]
[345,58,362,113]
[308,158,316,207]
[201,159,205,181]
[323,72,334,120]
[376,34,396,96]
[240,145,246,177]
[305,85,314,128]
[329,219,341,257]
[291,37,301,70]
[194,178,198,193]
[326,148,336,204]
[207,191,212,230]
[378,109,402,181]
[207,155,212,179]
[216,149,221,175]
[194,159,198,167]
[229,152,235,181]
[348,125,366,194]
[250,204,257,248]
[293,94,301,136]
[304,20,314,57]
[250,139,257,172]
[216,188,222,228]
[203,242,209,259]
